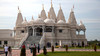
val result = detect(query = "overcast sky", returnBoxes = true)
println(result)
[0,0,100,41]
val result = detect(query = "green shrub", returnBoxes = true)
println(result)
[33,47,36,56]
[94,45,97,52]
[43,46,47,55]
[66,45,68,52]
[51,46,54,52]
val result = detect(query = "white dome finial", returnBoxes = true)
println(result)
[59,3,61,10]
[32,15,34,20]
[80,20,83,25]
[18,6,21,13]
[51,0,53,7]
[71,5,74,12]
[42,4,44,10]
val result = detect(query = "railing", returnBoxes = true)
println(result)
[39,33,45,48]
[19,33,28,48]
[76,35,85,39]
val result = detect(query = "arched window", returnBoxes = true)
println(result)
[21,30,24,33]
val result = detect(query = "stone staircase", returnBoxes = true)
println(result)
[22,36,42,48]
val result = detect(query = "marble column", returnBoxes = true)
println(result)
[42,26,45,37]
[34,27,36,36]
[84,30,85,35]
[78,30,80,35]
[52,26,54,36]
[52,26,54,46]
[32,26,34,36]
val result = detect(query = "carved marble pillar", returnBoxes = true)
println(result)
[52,26,54,36]
[52,26,54,46]
[42,26,45,37]
[78,30,80,35]
[32,26,34,36]
[34,27,36,36]
[84,30,85,35]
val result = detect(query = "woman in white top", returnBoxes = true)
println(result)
[4,45,8,56]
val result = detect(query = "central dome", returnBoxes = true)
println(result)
[34,17,44,24]
[44,18,54,23]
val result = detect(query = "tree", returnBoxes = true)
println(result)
[94,45,97,52]
[51,46,54,52]
[43,46,47,55]
[65,45,68,52]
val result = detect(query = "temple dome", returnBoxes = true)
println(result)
[22,18,28,26]
[29,16,34,25]
[44,18,55,23]
[79,21,86,29]
[34,17,44,24]
[79,24,85,29]
[76,24,80,29]
[57,20,66,24]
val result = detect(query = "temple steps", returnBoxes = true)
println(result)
[22,36,42,48]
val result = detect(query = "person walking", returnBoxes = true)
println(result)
[8,46,12,56]
[4,45,8,56]
[29,44,33,53]
[33,43,37,56]
[37,44,40,53]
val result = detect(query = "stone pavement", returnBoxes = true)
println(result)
[1,48,100,56]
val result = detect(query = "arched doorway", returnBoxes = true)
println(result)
[55,42,58,46]
[36,27,42,36]
[47,42,51,47]
[82,41,84,47]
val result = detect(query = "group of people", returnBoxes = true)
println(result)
[3,44,40,56]
[29,43,40,53]
[4,45,12,56]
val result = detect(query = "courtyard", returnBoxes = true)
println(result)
[0,48,100,56]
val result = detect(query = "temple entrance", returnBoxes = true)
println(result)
[47,42,51,47]
[36,27,42,36]
[29,27,33,36]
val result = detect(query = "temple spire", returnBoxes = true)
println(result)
[16,6,23,26]
[68,5,77,25]
[51,0,53,7]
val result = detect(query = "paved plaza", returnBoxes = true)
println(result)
[0,48,100,56]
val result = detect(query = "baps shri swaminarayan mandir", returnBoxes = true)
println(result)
[0,0,87,48]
